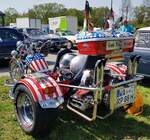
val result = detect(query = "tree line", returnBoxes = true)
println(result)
[2,2,150,29]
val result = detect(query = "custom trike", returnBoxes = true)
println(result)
[6,29,144,136]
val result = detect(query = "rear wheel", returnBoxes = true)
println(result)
[14,85,57,136]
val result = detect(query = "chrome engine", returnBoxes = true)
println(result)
[69,90,94,111]
[68,62,127,111]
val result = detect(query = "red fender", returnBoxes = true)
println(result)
[15,75,63,102]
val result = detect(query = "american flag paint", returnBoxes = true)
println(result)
[106,63,127,80]
[25,53,49,72]
[40,78,57,99]
[18,75,63,102]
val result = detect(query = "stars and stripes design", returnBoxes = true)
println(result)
[19,75,63,102]
[106,63,127,79]
[40,77,63,99]
[83,0,94,32]
[25,53,49,72]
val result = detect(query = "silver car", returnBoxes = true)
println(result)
[125,27,150,77]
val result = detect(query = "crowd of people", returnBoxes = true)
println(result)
[103,14,135,34]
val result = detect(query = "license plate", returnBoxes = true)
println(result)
[106,41,122,50]
[39,97,64,109]
[116,84,135,107]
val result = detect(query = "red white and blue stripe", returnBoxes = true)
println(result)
[18,75,63,102]
[106,63,127,79]
[25,53,49,72]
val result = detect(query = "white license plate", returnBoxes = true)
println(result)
[106,41,122,50]
[116,84,135,107]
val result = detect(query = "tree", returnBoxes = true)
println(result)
[132,6,150,28]
[4,8,19,25]
[92,7,109,28]
[134,6,145,25]
[28,3,66,23]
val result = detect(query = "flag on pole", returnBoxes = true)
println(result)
[110,8,114,20]
[110,0,114,20]
[83,0,94,32]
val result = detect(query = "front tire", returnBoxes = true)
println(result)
[9,58,24,82]
[14,85,57,136]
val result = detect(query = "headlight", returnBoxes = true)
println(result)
[11,50,18,57]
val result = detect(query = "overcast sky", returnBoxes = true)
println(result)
[0,0,143,14]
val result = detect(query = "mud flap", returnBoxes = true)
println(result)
[125,89,143,115]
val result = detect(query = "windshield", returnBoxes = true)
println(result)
[139,32,150,41]
[135,31,150,48]
[26,29,48,36]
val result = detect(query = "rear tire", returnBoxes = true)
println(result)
[14,85,57,136]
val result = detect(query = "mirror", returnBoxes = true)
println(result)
[24,34,28,39]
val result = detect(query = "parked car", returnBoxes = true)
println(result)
[56,30,77,48]
[0,27,24,59]
[124,27,150,77]
[17,28,68,51]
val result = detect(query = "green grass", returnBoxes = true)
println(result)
[0,77,150,140]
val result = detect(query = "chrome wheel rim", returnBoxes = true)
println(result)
[17,93,34,127]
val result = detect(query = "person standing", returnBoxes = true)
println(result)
[119,20,135,34]
[104,15,115,31]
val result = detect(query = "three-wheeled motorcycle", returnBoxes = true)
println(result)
[6,30,144,135]
[6,1,144,136]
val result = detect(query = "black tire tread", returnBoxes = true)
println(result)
[14,84,57,136]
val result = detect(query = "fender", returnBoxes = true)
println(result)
[106,63,127,80]
[12,73,64,108]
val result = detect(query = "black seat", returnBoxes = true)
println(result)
[53,48,73,72]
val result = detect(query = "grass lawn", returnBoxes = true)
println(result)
[0,77,150,140]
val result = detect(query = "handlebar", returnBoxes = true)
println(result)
[15,39,51,56]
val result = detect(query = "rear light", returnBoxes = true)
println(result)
[43,86,55,97]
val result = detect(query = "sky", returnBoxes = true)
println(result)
[0,0,143,14]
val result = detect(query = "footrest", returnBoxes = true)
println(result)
[4,79,16,87]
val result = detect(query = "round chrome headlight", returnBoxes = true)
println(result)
[11,50,18,57]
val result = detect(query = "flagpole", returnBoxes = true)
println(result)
[110,0,114,21]
[111,0,113,10]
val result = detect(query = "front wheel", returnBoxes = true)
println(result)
[9,58,24,82]
[14,85,57,136]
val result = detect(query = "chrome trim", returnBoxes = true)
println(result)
[39,96,64,109]
[59,75,143,91]
[76,37,134,43]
